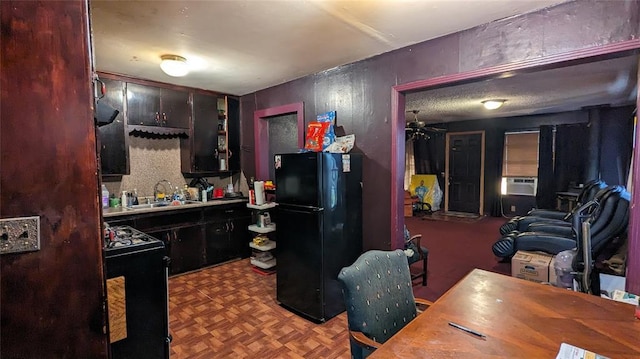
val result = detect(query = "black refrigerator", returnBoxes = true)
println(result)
[274,152,363,322]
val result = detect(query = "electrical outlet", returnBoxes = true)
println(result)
[510,205,516,212]
[0,216,40,254]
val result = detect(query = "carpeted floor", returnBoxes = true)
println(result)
[406,215,511,302]
[418,210,485,223]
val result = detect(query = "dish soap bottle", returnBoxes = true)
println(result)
[121,191,128,208]
[101,184,109,209]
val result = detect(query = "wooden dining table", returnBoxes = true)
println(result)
[369,269,640,358]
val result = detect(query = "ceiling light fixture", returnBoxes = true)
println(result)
[160,54,189,77]
[482,99,506,110]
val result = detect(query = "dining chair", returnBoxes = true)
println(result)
[404,226,428,286]
[338,249,432,359]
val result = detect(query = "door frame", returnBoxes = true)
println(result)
[390,40,640,253]
[444,131,485,215]
[254,102,305,180]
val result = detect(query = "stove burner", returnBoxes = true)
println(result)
[104,225,158,249]
[107,238,133,248]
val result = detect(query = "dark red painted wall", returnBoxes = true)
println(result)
[1,1,107,357]
[240,0,640,251]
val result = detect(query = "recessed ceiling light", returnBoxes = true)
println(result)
[482,99,506,110]
[160,54,189,77]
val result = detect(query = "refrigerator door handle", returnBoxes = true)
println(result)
[281,204,324,212]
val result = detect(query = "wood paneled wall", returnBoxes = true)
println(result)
[1,1,107,357]
[240,0,640,252]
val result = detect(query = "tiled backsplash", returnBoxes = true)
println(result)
[103,136,247,198]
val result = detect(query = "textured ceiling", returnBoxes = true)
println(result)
[90,0,565,95]
[405,54,639,124]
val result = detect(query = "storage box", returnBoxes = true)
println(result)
[404,203,413,217]
[404,191,414,217]
[548,255,557,286]
[511,250,553,283]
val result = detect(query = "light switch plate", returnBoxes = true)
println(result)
[0,216,40,254]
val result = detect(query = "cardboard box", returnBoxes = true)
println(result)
[511,250,553,283]
[548,255,557,286]
[404,191,414,217]
[404,204,413,217]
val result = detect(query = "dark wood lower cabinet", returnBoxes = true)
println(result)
[204,205,252,264]
[170,225,206,274]
[229,213,252,259]
[205,219,232,265]
[106,202,251,275]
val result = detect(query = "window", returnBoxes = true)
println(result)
[501,131,539,195]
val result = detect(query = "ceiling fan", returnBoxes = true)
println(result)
[405,110,446,140]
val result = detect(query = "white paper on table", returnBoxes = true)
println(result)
[555,343,609,359]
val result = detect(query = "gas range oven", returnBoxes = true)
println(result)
[104,225,164,255]
[104,224,171,359]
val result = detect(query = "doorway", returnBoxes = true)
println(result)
[390,42,640,252]
[254,102,304,181]
[445,131,485,215]
[268,113,299,180]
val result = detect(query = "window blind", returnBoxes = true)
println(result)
[502,132,539,177]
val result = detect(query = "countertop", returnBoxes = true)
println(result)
[103,198,248,218]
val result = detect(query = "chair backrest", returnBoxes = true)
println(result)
[587,185,630,254]
[338,249,418,359]
[575,180,608,206]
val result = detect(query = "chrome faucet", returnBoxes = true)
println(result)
[153,179,173,201]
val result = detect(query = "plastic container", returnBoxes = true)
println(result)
[101,185,109,209]
[554,249,575,289]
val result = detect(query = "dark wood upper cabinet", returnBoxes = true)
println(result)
[182,95,241,176]
[227,97,241,171]
[182,93,220,173]
[160,88,191,129]
[126,83,161,126]
[98,78,129,176]
[126,83,190,129]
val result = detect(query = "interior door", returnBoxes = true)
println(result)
[446,132,484,214]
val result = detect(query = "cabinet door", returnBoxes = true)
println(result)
[204,219,230,265]
[143,229,173,256]
[160,88,191,129]
[229,215,252,259]
[191,93,220,172]
[170,225,204,275]
[98,78,129,175]
[226,97,241,171]
[126,83,161,126]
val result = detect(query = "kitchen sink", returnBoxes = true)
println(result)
[124,200,202,210]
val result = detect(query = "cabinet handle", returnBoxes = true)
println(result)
[225,222,230,232]
[162,112,167,125]
[228,149,232,159]
[154,112,160,124]
[229,221,234,232]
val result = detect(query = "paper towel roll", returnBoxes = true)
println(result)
[254,181,265,205]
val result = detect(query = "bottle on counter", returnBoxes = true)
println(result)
[101,184,109,209]
[121,191,128,208]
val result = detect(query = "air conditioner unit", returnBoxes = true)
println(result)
[504,177,538,196]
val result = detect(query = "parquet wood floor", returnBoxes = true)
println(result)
[168,259,350,358]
